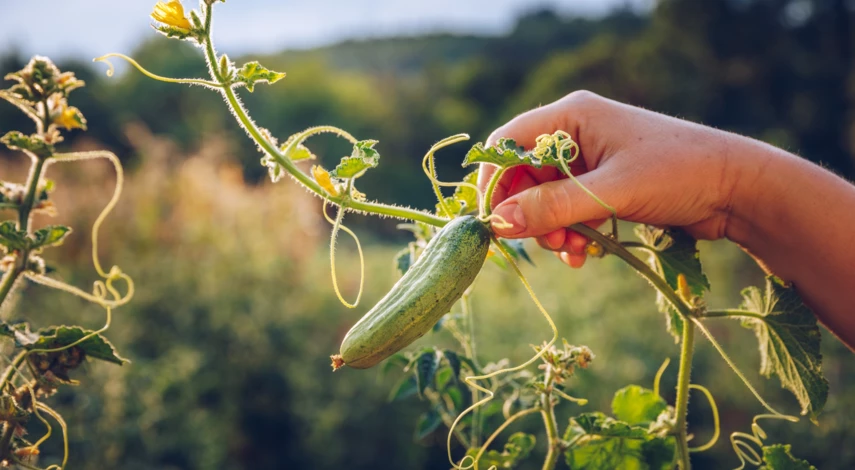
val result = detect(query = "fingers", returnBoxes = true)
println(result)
[490,170,621,238]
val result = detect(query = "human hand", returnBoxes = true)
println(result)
[479,91,741,268]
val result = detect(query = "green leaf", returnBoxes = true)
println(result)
[564,412,675,470]
[759,444,816,470]
[280,133,316,162]
[0,220,28,251]
[415,408,442,440]
[388,375,418,402]
[467,432,536,469]
[31,326,129,365]
[415,350,440,397]
[31,225,71,250]
[379,352,410,376]
[1,131,55,158]
[332,140,380,178]
[235,61,286,92]
[739,276,828,421]
[440,349,461,384]
[611,385,667,426]
[634,225,709,342]
[500,239,534,267]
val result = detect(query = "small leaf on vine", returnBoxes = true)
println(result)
[31,225,71,250]
[415,408,443,441]
[31,326,129,365]
[0,221,28,251]
[388,375,418,402]
[235,61,286,92]
[739,276,828,422]
[467,432,536,469]
[1,131,55,159]
[759,444,816,469]
[332,140,380,178]
[415,350,440,397]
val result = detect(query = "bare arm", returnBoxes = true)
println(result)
[479,91,855,349]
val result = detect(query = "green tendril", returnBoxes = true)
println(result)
[421,133,482,218]
[688,383,720,452]
[730,414,800,470]
[93,53,224,89]
[653,357,670,397]
[323,202,365,309]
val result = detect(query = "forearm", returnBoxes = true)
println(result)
[726,136,855,349]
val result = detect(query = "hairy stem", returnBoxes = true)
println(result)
[570,224,694,319]
[0,350,27,392]
[674,320,695,470]
[17,156,46,230]
[700,309,765,320]
[540,367,561,470]
[0,268,21,311]
[482,167,507,217]
[199,4,447,228]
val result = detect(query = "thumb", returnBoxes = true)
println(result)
[490,172,619,238]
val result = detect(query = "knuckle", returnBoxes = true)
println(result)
[563,90,602,109]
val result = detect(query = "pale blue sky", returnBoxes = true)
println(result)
[0,0,650,60]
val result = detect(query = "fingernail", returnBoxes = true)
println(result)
[493,203,526,236]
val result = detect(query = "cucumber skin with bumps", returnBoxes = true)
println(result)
[339,216,491,369]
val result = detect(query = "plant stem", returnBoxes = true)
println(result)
[482,167,506,216]
[0,351,28,392]
[199,5,447,228]
[17,154,46,232]
[570,224,694,319]
[700,309,765,320]
[540,367,561,470]
[0,268,21,311]
[0,423,14,461]
[674,320,695,470]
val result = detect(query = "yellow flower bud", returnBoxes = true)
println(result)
[677,273,691,302]
[312,165,338,196]
[151,1,193,32]
[53,105,87,130]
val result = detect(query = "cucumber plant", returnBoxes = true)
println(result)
[95,1,829,469]
[0,57,133,468]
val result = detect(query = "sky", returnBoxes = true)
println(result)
[0,0,651,60]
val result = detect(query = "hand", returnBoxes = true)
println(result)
[479,91,741,268]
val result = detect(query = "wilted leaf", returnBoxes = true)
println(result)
[235,61,286,92]
[739,276,828,421]
[634,225,709,342]
[564,412,675,470]
[611,385,667,426]
[759,444,816,470]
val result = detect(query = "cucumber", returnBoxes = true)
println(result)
[332,215,491,370]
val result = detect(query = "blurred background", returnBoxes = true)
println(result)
[1,0,855,469]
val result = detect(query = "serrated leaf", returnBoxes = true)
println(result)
[467,432,536,469]
[611,385,667,426]
[463,138,562,170]
[32,326,129,365]
[31,225,71,250]
[759,444,816,470]
[564,412,675,470]
[415,350,440,397]
[415,409,443,440]
[332,140,380,178]
[634,225,709,342]
[0,220,28,251]
[388,375,418,402]
[739,276,828,421]
[235,61,286,92]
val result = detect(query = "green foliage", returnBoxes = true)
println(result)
[0,131,55,158]
[611,385,667,426]
[0,221,71,253]
[563,412,675,470]
[331,140,380,178]
[463,137,562,170]
[235,61,287,92]
[760,444,816,470]
[466,432,536,469]
[739,276,828,421]
[634,225,709,341]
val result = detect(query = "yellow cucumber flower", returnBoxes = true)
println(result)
[312,165,339,196]
[53,104,87,131]
[151,1,193,32]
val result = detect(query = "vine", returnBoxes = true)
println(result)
[90,2,829,469]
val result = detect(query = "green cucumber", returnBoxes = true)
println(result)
[332,215,491,370]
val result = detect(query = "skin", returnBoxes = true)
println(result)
[479,90,855,350]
